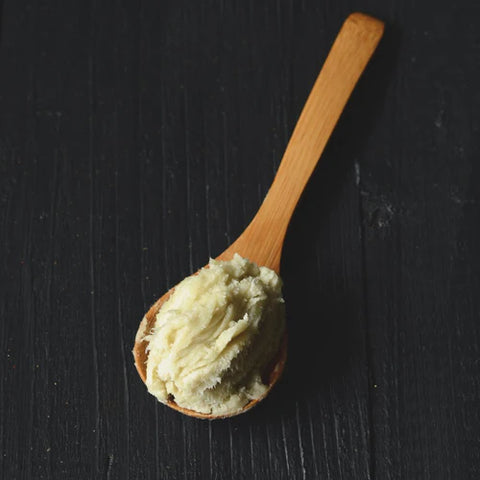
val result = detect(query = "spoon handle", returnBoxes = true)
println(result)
[220,13,384,272]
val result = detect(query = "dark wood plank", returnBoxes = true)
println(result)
[0,1,100,478]
[357,2,480,479]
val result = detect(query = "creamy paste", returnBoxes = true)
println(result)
[145,254,285,416]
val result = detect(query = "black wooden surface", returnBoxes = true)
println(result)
[1,1,479,478]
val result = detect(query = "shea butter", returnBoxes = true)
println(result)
[144,254,285,416]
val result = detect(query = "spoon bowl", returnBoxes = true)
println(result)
[133,12,384,418]
[135,296,287,418]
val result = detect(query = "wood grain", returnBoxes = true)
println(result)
[1,0,480,479]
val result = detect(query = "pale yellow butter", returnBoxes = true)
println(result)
[145,254,285,416]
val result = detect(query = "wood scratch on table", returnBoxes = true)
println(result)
[88,0,100,471]
[296,401,307,480]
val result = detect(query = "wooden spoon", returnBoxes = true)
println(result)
[134,12,384,419]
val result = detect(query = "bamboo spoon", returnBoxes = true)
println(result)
[134,12,384,419]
